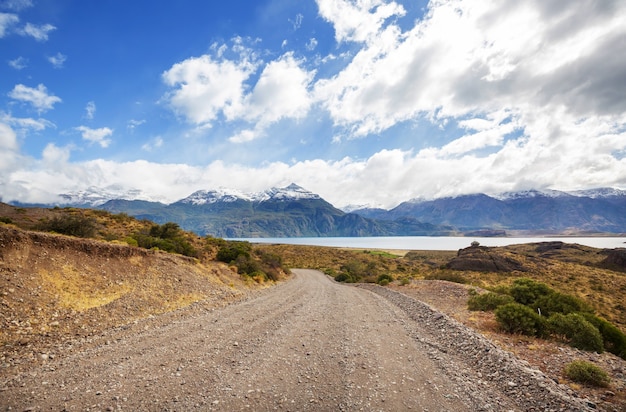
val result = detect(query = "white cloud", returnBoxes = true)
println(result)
[48,52,67,68]
[18,22,56,41]
[75,126,113,148]
[306,37,318,51]
[162,51,257,126]
[1,0,33,11]
[240,52,314,125]
[8,56,27,69]
[163,44,314,143]
[0,111,54,132]
[0,122,18,150]
[0,12,18,37]
[289,13,303,30]
[141,136,163,152]
[316,0,406,43]
[315,0,626,138]
[8,84,61,113]
[84,101,96,120]
[127,119,145,130]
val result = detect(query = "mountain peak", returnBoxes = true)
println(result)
[260,184,321,201]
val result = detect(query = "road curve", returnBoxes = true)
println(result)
[1,269,577,411]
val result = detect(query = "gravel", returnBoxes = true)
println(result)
[1,269,595,411]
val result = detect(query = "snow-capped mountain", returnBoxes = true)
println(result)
[178,183,320,205]
[569,188,626,198]
[59,186,167,207]
[179,188,255,205]
[492,189,573,201]
[257,183,321,202]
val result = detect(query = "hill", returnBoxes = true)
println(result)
[0,203,293,374]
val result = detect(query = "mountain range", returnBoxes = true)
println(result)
[351,188,626,235]
[15,184,626,237]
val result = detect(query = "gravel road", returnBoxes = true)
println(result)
[1,269,593,411]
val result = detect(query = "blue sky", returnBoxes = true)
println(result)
[1,0,626,209]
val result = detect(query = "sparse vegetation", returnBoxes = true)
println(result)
[564,360,611,387]
[470,277,626,358]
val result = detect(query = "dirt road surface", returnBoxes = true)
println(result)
[2,269,591,411]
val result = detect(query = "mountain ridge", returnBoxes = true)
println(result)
[11,184,626,237]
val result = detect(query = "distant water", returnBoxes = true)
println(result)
[231,236,626,251]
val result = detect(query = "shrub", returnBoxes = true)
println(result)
[564,360,611,387]
[132,222,198,257]
[377,274,394,285]
[37,214,98,238]
[533,292,592,317]
[495,303,546,336]
[399,277,410,286]
[334,273,355,283]
[0,216,13,224]
[468,292,514,311]
[216,241,252,263]
[509,278,552,305]
[548,313,604,353]
[581,313,626,359]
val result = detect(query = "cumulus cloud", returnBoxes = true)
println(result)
[163,42,314,143]
[75,126,113,148]
[0,122,18,150]
[240,53,314,124]
[8,84,61,113]
[162,49,257,126]
[315,0,626,138]
[316,0,406,43]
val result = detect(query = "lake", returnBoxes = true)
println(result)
[232,236,626,251]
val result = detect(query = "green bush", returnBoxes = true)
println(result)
[37,214,98,238]
[548,313,604,353]
[468,292,514,311]
[132,222,198,257]
[377,274,393,285]
[564,360,611,387]
[0,216,13,224]
[509,278,552,305]
[581,313,626,359]
[216,241,252,263]
[533,292,592,317]
[334,273,355,283]
[495,303,546,336]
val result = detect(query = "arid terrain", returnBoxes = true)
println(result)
[1,211,626,410]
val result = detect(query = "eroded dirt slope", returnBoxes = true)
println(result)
[0,225,264,375]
